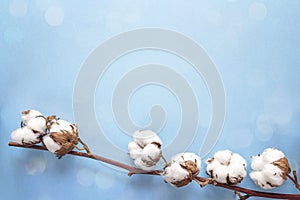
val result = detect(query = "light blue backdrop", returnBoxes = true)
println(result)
[1,1,300,200]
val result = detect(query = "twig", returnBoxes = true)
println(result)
[287,170,300,190]
[235,191,251,200]
[8,142,300,199]
[161,154,168,166]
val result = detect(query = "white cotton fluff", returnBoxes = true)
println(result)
[49,119,75,133]
[128,141,142,159]
[131,143,162,170]
[171,152,201,170]
[21,110,43,125]
[214,150,232,165]
[162,152,201,187]
[141,143,162,163]
[134,157,153,171]
[11,126,41,145]
[133,130,162,147]
[250,147,290,189]
[228,163,247,184]
[206,150,247,185]
[251,154,265,171]
[11,109,46,145]
[42,135,61,153]
[262,148,285,163]
[128,130,162,170]
[26,116,46,133]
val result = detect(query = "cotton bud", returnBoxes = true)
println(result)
[250,147,291,189]
[128,130,162,170]
[206,150,247,185]
[43,118,79,158]
[163,152,201,187]
[11,126,42,145]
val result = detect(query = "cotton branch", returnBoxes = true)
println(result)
[8,142,300,200]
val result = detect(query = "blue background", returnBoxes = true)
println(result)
[1,0,300,200]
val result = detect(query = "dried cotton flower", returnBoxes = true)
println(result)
[43,117,79,158]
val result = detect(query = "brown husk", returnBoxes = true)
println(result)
[272,157,291,180]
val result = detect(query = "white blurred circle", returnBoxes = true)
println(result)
[45,6,64,26]
[77,168,95,187]
[256,114,274,141]
[25,156,46,175]
[256,124,274,141]
[9,0,28,17]
[249,2,267,20]
[95,171,115,189]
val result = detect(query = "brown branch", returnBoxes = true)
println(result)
[8,142,161,176]
[194,176,300,199]
[8,142,300,199]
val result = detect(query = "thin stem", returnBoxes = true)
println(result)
[235,192,251,200]
[8,142,300,199]
[77,137,91,154]
[287,170,300,190]
[161,154,168,166]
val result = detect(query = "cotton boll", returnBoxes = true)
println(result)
[214,150,232,165]
[44,118,79,158]
[21,110,43,125]
[42,135,61,153]
[26,116,46,133]
[128,130,163,170]
[128,141,142,159]
[251,155,265,171]
[162,162,190,187]
[206,150,247,185]
[11,126,41,145]
[162,152,201,187]
[250,147,290,189]
[133,130,162,147]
